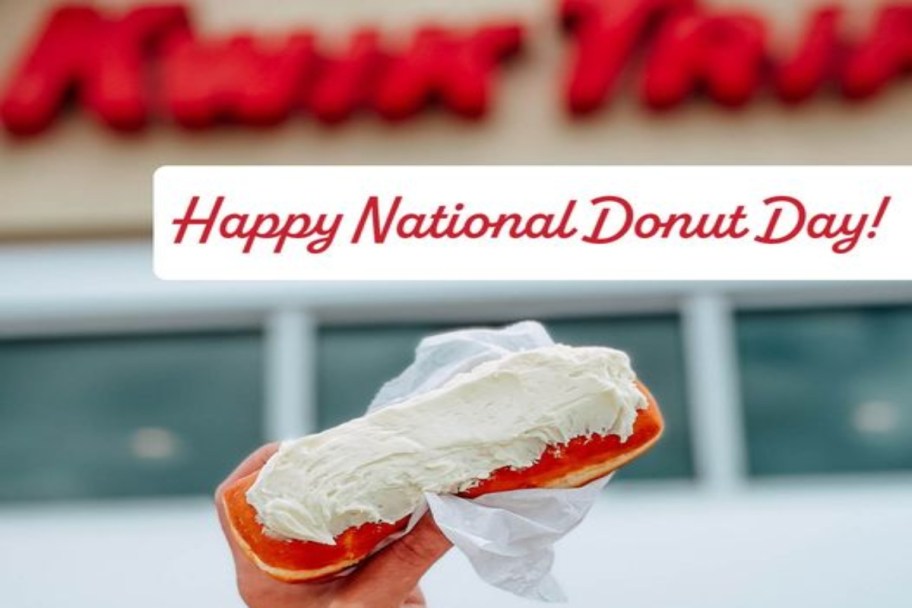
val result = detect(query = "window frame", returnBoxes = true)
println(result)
[2,241,912,505]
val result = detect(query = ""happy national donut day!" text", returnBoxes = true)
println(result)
[170,193,892,256]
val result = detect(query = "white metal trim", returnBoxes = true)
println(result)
[681,292,748,493]
[2,241,911,330]
[263,310,315,442]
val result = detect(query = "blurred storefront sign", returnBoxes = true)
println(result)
[2,0,912,135]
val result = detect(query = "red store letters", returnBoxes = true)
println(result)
[2,0,912,135]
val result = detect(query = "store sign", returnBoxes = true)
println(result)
[2,0,912,135]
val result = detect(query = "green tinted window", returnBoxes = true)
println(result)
[0,331,264,501]
[316,324,441,430]
[737,306,912,476]
[545,317,691,480]
[317,316,692,481]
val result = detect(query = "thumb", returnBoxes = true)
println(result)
[342,515,451,605]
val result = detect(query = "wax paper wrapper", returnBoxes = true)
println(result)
[366,321,613,602]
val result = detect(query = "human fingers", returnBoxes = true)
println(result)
[340,515,451,606]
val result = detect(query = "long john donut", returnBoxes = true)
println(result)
[222,381,664,583]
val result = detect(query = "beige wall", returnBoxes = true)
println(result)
[0,0,908,239]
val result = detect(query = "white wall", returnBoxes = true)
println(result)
[3,483,912,608]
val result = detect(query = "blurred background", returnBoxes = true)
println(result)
[2,1,912,607]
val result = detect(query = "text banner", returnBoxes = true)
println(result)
[153,166,910,280]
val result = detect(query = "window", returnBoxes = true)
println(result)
[0,331,264,501]
[316,324,442,429]
[737,305,912,476]
[545,316,691,480]
[317,315,692,481]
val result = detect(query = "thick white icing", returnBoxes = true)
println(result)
[247,344,646,544]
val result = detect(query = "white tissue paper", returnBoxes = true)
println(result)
[366,321,614,602]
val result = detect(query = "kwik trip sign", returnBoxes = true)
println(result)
[3,0,912,135]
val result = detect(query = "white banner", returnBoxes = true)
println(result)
[153,166,910,280]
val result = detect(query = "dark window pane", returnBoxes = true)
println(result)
[545,317,691,481]
[737,306,912,476]
[0,331,264,501]
[316,324,441,430]
[317,316,692,481]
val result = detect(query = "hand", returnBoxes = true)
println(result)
[216,444,452,608]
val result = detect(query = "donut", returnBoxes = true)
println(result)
[222,346,664,583]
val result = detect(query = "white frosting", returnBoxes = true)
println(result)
[246,344,647,544]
